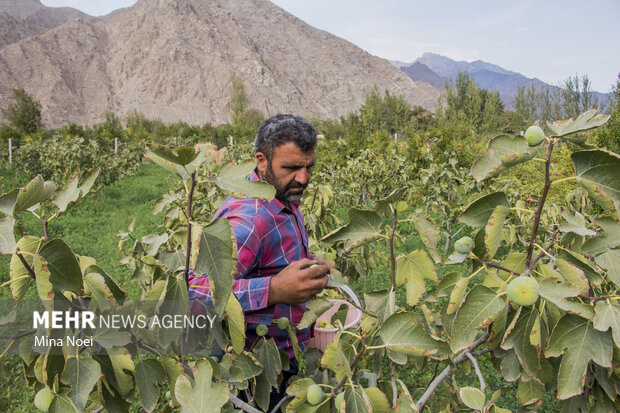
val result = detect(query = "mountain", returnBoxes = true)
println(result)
[398,53,610,109]
[400,62,446,90]
[0,0,86,30]
[0,0,439,128]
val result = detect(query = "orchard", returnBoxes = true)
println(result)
[0,109,619,413]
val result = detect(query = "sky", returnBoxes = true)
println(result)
[40,0,620,93]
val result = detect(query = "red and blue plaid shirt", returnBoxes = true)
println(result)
[188,170,314,359]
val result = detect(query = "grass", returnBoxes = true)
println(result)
[0,162,175,411]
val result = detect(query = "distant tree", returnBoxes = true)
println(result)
[595,73,620,153]
[94,111,124,143]
[561,74,599,119]
[439,72,504,132]
[2,88,42,135]
[229,76,263,142]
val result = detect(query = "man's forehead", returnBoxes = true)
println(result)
[272,142,315,163]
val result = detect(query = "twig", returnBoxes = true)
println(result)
[330,336,366,397]
[525,141,554,269]
[184,171,197,289]
[465,351,486,393]
[389,207,397,290]
[15,249,36,279]
[472,257,521,277]
[336,287,377,318]
[578,294,611,303]
[269,394,293,413]
[528,230,559,274]
[391,362,397,407]
[41,216,50,242]
[229,394,262,413]
[415,333,490,411]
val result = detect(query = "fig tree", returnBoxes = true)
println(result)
[454,237,475,254]
[524,125,545,146]
[507,276,539,306]
[34,387,54,412]
[307,384,325,405]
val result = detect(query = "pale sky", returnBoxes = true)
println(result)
[40,0,620,93]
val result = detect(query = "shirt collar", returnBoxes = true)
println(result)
[251,169,301,214]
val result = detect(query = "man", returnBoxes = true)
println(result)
[188,114,332,408]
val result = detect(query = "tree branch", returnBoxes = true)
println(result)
[229,394,262,413]
[415,333,490,411]
[330,336,366,398]
[472,257,521,277]
[525,141,554,270]
[184,171,197,289]
[465,351,486,393]
[15,249,36,279]
[529,229,559,271]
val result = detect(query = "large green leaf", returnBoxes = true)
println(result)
[459,192,510,228]
[343,386,372,413]
[194,219,237,316]
[39,239,83,293]
[485,205,509,258]
[253,338,282,388]
[517,377,544,406]
[557,249,603,285]
[225,293,245,354]
[595,249,620,289]
[412,214,441,263]
[83,265,126,302]
[395,249,437,306]
[9,236,42,299]
[538,278,595,320]
[322,209,384,252]
[161,356,184,406]
[545,314,612,400]
[581,217,620,256]
[501,307,551,384]
[593,301,620,348]
[0,215,16,254]
[175,359,229,413]
[379,312,449,357]
[459,387,485,410]
[135,358,166,413]
[52,173,80,214]
[93,348,135,398]
[141,233,168,257]
[12,175,56,216]
[571,150,620,219]
[556,258,589,295]
[62,357,101,412]
[49,395,78,413]
[470,135,539,182]
[547,109,610,138]
[0,189,18,216]
[147,144,198,166]
[321,337,356,382]
[215,160,275,200]
[446,277,469,315]
[364,290,395,323]
[559,211,596,237]
[451,285,506,352]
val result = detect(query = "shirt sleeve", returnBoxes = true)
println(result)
[188,211,271,313]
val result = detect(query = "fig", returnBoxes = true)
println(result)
[34,387,54,412]
[256,324,268,336]
[524,125,545,147]
[277,317,290,330]
[507,276,539,306]
[454,237,475,254]
[307,384,325,405]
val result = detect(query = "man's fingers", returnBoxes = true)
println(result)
[293,258,316,269]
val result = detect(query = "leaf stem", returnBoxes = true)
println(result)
[551,176,577,185]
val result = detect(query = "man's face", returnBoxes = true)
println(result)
[256,142,315,204]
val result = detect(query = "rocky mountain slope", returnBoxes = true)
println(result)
[0,0,439,127]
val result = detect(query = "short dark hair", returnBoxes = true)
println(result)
[254,114,317,161]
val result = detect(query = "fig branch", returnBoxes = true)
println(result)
[525,141,555,272]
[416,332,490,411]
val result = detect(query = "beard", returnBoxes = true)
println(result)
[264,163,308,203]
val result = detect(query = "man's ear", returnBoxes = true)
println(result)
[255,152,268,178]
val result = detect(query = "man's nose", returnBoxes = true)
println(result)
[295,168,310,185]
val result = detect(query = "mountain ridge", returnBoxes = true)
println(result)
[0,0,439,128]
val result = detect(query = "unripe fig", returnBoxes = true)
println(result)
[256,324,268,337]
[307,384,325,405]
[396,201,408,213]
[277,317,290,330]
[507,276,539,306]
[524,125,545,146]
[34,387,54,412]
[454,237,475,254]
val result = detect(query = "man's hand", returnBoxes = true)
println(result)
[268,258,331,305]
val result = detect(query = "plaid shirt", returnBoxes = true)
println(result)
[188,170,314,359]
